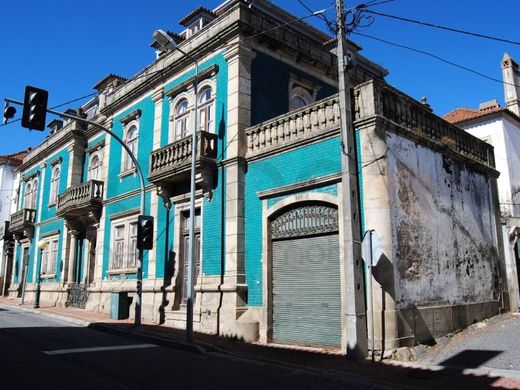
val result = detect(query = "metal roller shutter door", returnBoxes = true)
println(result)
[272,233,341,347]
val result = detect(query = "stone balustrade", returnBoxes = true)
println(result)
[56,180,104,217]
[354,80,495,168]
[9,209,36,234]
[246,95,341,158]
[149,131,218,183]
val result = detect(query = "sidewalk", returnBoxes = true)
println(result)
[1,296,519,390]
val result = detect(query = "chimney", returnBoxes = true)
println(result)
[502,53,520,116]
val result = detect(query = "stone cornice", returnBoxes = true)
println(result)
[22,170,40,182]
[49,156,63,167]
[165,65,219,99]
[18,129,86,173]
[40,229,60,238]
[86,139,106,154]
[119,109,142,125]
[354,115,500,179]
[257,173,341,199]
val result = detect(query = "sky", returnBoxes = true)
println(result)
[0,0,518,155]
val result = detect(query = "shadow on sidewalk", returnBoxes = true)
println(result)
[87,322,518,390]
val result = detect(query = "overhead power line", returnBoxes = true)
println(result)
[363,9,520,46]
[352,31,520,88]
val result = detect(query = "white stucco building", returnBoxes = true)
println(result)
[445,53,520,311]
[0,150,26,295]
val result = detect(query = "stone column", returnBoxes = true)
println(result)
[149,88,164,281]
[217,40,255,336]
[67,138,86,189]
[67,230,79,285]
[356,117,400,351]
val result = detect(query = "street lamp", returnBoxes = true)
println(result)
[153,29,199,342]
[34,239,48,309]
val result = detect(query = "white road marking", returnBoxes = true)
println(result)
[43,343,157,355]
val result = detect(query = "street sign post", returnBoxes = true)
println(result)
[361,229,382,361]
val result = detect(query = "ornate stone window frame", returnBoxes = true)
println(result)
[107,212,139,274]
[288,73,320,111]
[169,92,193,143]
[40,233,60,278]
[23,172,40,210]
[196,79,216,133]
[48,164,61,206]
[119,114,141,178]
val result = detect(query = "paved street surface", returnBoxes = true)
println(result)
[2,300,520,389]
[0,305,379,390]
[417,313,520,378]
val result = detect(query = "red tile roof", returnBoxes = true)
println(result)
[444,106,504,124]
[0,150,27,166]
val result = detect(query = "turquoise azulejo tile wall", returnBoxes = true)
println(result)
[154,51,228,278]
[107,98,155,199]
[245,136,343,306]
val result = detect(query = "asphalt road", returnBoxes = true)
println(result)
[420,314,520,377]
[0,305,384,390]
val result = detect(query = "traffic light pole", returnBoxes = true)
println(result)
[5,98,146,326]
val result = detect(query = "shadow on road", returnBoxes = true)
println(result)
[82,322,517,390]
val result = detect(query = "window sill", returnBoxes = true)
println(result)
[107,268,137,275]
[41,273,56,280]
[119,168,136,179]
[48,202,56,208]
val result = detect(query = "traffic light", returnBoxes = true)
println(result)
[21,86,48,131]
[137,215,154,250]
[2,103,16,125]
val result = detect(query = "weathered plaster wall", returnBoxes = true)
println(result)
[387,133,499,309]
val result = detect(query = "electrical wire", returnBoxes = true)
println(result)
[352,31,520,89]
[363,9,520,46]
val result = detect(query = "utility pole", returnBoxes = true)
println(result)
[335,0,368,359]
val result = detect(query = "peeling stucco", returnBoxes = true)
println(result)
[388,134,499,309]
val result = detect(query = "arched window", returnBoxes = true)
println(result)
[289,86,314,111]
[197,87,214,132]
[123,124,138,172]
[291,95,308,110]
[24,182,32,209]
[49,166,60,203]
[89,154,100,181]
[25,179,38,209]
[173,99,189,141]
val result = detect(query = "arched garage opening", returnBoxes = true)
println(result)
[269,201,341,348]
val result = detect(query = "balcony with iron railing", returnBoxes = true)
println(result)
[149,131,218,192]
[56,180,104,220]
[9,209,36,237]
